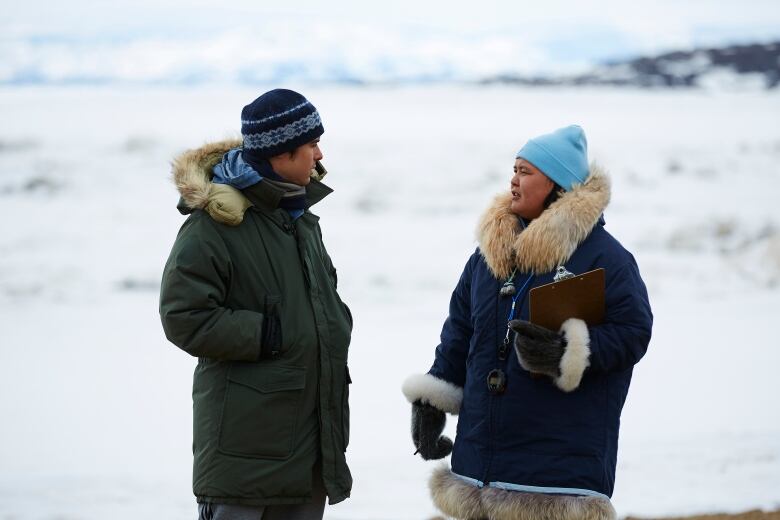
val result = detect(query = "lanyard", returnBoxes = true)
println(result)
[507,275,534,322]
[499,275,534,359]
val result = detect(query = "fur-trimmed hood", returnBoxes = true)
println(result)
[171,138,243,211]
[477,165,611,279]
[170,139,329,215]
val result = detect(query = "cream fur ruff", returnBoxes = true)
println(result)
[476,165,611,279]
[402,373,463,415]
[170,138,242,210]
[429,465,616,520]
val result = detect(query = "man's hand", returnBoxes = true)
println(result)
[411,401,453,460]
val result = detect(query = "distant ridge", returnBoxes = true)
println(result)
[481,41,780,89]
[2,34,778,89]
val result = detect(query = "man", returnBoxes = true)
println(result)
[160,89,352,520]
[402,126,652,520]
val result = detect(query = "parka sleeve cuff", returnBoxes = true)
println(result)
[402,373,463,415]
[555,318,592,392]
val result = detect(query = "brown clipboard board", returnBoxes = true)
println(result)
[529,268,605,331]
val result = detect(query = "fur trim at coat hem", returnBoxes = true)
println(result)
[429,466,617,520]
[402,373,463,415]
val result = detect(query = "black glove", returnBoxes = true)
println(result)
[510,320,565,378]
[259,314,282,359]
[411,400,453,460]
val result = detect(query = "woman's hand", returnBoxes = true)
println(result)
[510,320,565,378]
[411,400,453,460]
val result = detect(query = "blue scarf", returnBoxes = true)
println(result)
[212,149,307,218]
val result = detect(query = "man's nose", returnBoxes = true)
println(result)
[315,146,324,161]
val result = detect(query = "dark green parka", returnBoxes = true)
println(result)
[159,139,352,506]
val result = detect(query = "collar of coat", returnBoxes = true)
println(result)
[170,138,332,214]
[477,165,611,279]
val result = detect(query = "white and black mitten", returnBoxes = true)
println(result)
[510,319,591,392]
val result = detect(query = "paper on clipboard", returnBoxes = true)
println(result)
[529,268,605,331]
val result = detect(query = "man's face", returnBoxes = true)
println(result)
[269,138,324,186]
[510,158,555,219]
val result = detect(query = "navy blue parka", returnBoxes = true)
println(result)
[404,167,652,500]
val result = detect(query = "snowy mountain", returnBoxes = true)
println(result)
[2,22,778,90]
[483,41,780,90]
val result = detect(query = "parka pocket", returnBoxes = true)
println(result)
[217,364,306,459]
[260,295,283,359]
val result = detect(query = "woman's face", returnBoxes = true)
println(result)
[510,158,555,219]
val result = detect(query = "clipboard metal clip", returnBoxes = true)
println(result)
[553,265,575,282]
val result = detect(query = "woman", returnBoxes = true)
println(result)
[402,125,652,520]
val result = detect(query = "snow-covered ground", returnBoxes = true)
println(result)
[1,85,779,519]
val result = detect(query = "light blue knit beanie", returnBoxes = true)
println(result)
[515,125,589,192]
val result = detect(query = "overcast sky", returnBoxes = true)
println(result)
[4,0,780,82]
[8,0,780,48]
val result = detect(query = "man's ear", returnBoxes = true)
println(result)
[268,151,289,170]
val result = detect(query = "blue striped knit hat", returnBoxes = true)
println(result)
[516,125,589,192]
[241,89,324,159]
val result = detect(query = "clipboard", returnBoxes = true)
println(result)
[529,268,605,331]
